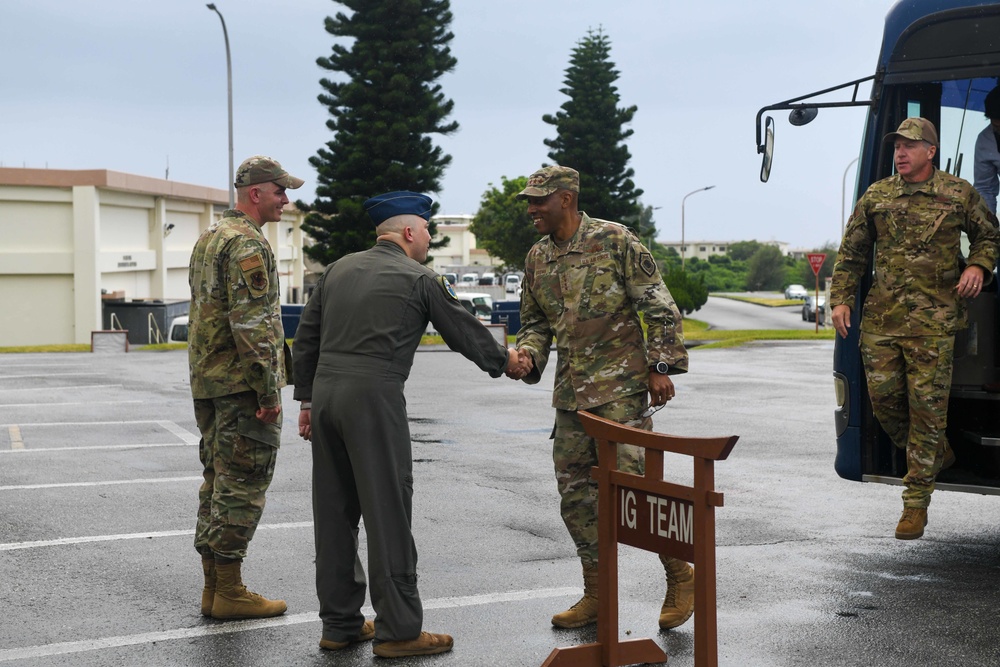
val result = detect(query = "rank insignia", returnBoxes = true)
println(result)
[639,252,657,277]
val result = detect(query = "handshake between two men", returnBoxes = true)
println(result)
[504,347,534,381]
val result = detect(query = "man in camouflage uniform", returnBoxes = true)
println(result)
[508,166,692,630]
[188,155,301,619]
[831,118,1000,540]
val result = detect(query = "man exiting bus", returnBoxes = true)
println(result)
[830,118,1000,540]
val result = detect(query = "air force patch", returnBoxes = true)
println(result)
[438,275,458,300]
[639,252,657,277]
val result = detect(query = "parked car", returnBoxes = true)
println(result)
[504,274,522,293]
[457,292,493,322]
[168,315,189,342]
[460,273,479,286]
[443,272,458,285]
[784,284,808,300]
[478,272,497,286]
[802,295,826,323]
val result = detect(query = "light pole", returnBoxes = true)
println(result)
[681,186,715,270]
[206,3,234,209]
[841,157,859,240]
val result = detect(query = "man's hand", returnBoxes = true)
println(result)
[831,304,852,339]
[256,405,281,424]
[505,347,533,380]
[957,265,987,299]
[298,407,312,441]
[648,373,675,407]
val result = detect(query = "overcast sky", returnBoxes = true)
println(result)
[3,0,894,249]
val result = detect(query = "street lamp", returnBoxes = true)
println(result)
[841,157,859,240]
[681,185,715,270]
[206,3,234,209]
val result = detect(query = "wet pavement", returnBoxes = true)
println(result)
[2,342,999,666]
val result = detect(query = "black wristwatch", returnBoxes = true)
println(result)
[650,361,669,374]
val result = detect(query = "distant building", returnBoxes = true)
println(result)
[0,167,307,347]
[658,239,790,261]
[427,214,502,274]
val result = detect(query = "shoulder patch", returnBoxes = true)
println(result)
[239,252,269,298]
[639,252,657,277]
[239,254,263,272]
[438,275,458,300]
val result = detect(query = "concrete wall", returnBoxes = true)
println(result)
[0,168,306,347]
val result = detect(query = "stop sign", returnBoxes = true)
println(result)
[807,253,827,276]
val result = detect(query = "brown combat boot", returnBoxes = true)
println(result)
[895,507,928,540]
[211,560,287,620]
[201,558,216,617]
[551,563,599,628]
[659,558,694,630]
[319,619,375,650]
[373,631,453,658]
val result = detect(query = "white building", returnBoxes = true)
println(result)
[427,214,502,274]
[0,167,306,347]
[658,239,790,261]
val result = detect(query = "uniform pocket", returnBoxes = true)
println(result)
[233,414,281,480]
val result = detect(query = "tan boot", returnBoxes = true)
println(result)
[211,560,287,620]
[373,631,453,658]
[895,507,927,540]
[319,619,375,650]
[551,563,599,628]
[659,558,694,630]
[201,558,216,617]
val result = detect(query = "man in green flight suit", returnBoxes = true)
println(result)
[293,191,522,658]
[831,118,1000,539]
[508,165,694,631]
[188,155,300,619]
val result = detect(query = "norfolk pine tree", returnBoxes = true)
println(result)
[298,0,458,265]
[543,28,646,232]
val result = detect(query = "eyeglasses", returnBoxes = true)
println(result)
[640,403,665,419]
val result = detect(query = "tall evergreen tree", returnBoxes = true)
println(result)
[299,0,458,265]
[542,28,644,228]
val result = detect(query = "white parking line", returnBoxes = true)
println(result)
[0,400,142,409]
[0,442,196,454]
[0,372,107,380]
[0,475,202,491]
[0,384,123,393]
[0,587,580,663]
[156,420,201,445]
[0,521,313,552]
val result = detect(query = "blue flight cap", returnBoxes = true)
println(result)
[363,191,434,225]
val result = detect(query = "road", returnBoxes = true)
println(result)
[2,344,999,666]
[693,293,827,331]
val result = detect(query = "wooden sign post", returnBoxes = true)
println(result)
[542,412,738,667]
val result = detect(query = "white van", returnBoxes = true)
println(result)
[504,274,521,293]
[457,292,493,322]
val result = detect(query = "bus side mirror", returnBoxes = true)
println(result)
[759,116,775,183]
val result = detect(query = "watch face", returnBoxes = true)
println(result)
[654,362,669,374]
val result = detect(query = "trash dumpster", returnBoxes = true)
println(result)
[491,300,521,336]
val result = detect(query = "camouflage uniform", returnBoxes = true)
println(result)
[831,167,1000,508]
[517,212,688,566]
[189,208,291,559]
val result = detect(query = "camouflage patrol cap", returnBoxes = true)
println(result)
[883,117,938,148]
[516,166,580,199]
[233,155,304,189]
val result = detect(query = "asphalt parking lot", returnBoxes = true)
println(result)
[3,343,1000,666]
